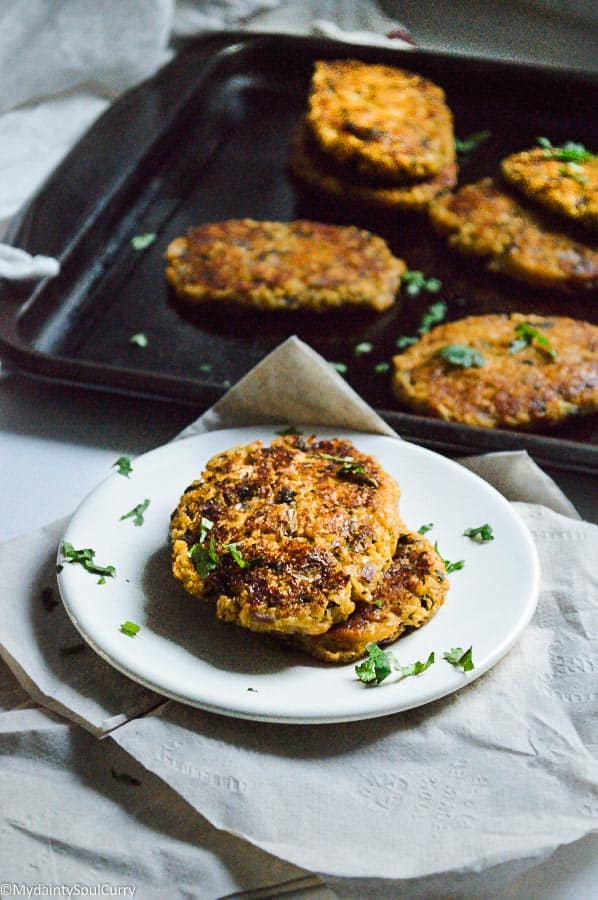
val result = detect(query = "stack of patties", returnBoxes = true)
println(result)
[170,434,448,663]
[289,59,458,213]
[429,140,598,292]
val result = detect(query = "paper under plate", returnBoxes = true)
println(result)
[57,427,539,724]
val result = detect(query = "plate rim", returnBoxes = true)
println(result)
[57,425,541,724]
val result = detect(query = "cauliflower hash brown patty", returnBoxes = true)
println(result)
[165,218,405,312]
[170,435,402,637]
[289,121,458,213]
[289,529,448,663]
[392,313,598,430]
[429,178,598,292]
[501,147,598,231]
[306,59,455,183]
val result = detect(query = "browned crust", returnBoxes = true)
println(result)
[290,529,448,663]
[165,218,405,312]
[501,147,598,230]
[170,435,402,636]
[428,178,598,292]
[306,59,455,182]
[289,120,458,212]
[392,312,598,429]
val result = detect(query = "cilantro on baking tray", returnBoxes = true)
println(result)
[354,341,374,356]
[120,621,141,637]
[130,332,148,348]
[113,456,133,477]
[455,130,491,154]
[401,270,442,296]
[355,642,435,686]
[438,344,485,368]
[418,301,447,335]
[395,301,448,352]
[131,232,156,250]
[329,361,348,374]
[60,542,115,579]
[120,498,150,527]
[444,646,475,671]
[464,523,494,543]
[536,137,596,163]
[509,322,556,359]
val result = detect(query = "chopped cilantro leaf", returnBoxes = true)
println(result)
[199,363,212,373]
[536,137,595,163]
[131,233,156,250]
[120,621,140,637]
[444,646,474,671]
[355,642,396,685]
[439,344,485,368]
[354,341,374,356]
[61,542,115,578]
[509,322,556,359]
[418,522,434,534]
[330,361,348,374]
[434,542,465,574]
[336,461,378,488]
[120,498,150,527]
[396,335,418,350]
[374,361,390,374]
[455,130,491,154]
[223,542,263,569]
[401,270,442,296]
[396,651,435,678]
[355,644,435,686]
[130,332,148,348]
[113,456,133,477]
[464,524,494,543]
[189,533,219,578]
[418,301,447,335]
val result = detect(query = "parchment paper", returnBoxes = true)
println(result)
[1,337,596,894]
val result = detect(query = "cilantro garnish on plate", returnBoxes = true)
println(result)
[120,499,150,527]
[355,642,435,686]
[113,456,133,477]
[120,621,141,637]
[60,542,115,579]
[464,524,494,543]
[443,646,474,671]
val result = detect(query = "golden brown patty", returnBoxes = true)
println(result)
[290,530,448,663]
[165,218,405,312]
[501,147,598,230]
[289,120,458,213]
[429,178,598,292]
[392,313,598,429]
[170,435,402,636]
[306,59,455,182]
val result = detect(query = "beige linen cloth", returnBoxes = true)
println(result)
[1,337,596,899]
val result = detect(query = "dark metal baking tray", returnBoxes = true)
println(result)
[1,32,597,472]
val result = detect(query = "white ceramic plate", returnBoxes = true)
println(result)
[57,426,539,724]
